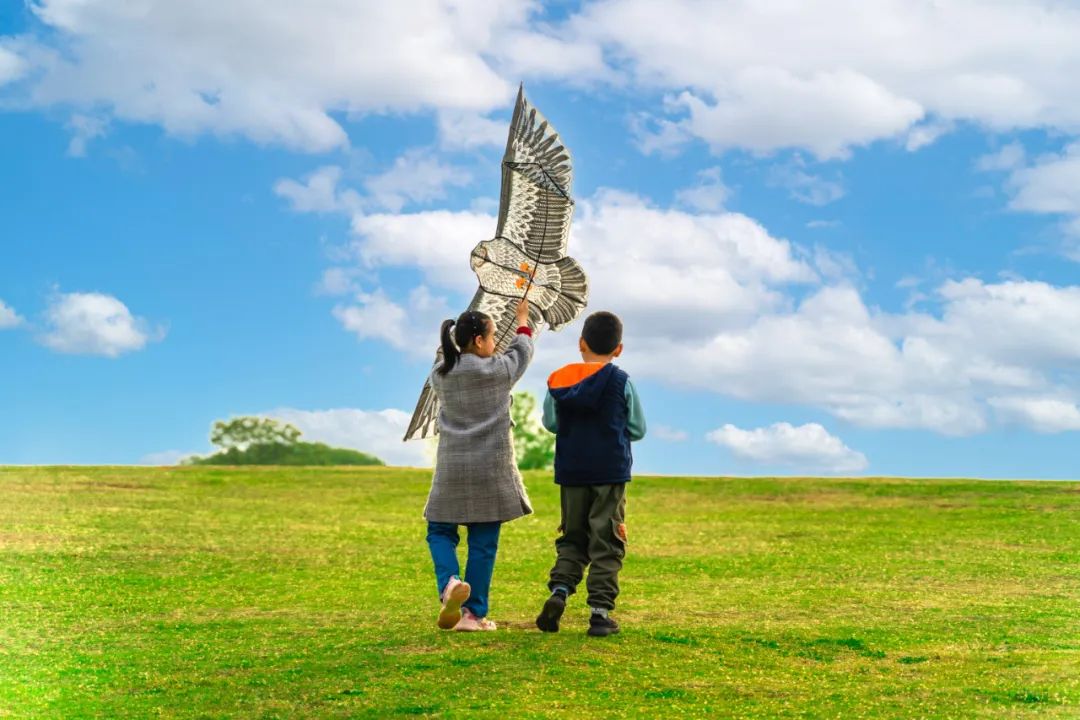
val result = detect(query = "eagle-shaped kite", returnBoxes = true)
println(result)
[403,86,588,441]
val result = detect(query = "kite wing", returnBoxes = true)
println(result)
[496,85,574,263]
[403,86,578,443]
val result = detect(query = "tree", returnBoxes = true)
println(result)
[511,391,555,471]
[184,416,385,466]
[209,417,301,451]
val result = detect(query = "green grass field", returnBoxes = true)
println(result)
[1,467,1077,718]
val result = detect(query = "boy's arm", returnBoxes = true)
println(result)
[625,380,646,441]
[542,390,558,433]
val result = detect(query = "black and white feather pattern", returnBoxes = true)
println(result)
[403,86,588,441]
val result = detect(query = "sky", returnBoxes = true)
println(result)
[2,0,1080,478]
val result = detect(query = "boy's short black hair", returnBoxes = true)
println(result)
[581,311,623,355]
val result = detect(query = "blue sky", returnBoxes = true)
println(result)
[3,1,1080,477]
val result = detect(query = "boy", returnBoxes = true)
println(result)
[535,311,646,637]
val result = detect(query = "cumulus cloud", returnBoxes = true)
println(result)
[349,208,496,294]
[1007,144,1080,216]
[5,0,605,152]
[333,286,453,358]
[989,396,1080,433]
[984,142,1080,258]
[363,149,473,213]
[437,109,508,150]
[977,143,1026,172]
[39,291,163,357]
[569,0,1080,157]
[318,187,1080,437]
[275,166,360,214]
[0,43,27,86]
[14,2,1080,160]
[905,118,955,152]
[674,166,729,212]
[140,449,196,466]
[265,407,431,466]
[65,113,107,157]
[653,425,689,442]
[707,422,869,474]
[768,160,845,206]
[670,70,922,160]
[0,299,23,329]
[275,149,473,220]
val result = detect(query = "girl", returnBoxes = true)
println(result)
[424,298,534,631]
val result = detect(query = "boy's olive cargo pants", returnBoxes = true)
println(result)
[547,483,627,610]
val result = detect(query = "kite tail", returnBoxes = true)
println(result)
[542,256,589,330]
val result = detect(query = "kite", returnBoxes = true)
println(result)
[403,86,588,441]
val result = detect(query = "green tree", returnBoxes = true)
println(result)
[210,417,301,451]
[185,416,385,466]
[512,391,555,470]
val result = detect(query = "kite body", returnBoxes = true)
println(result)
[469,239,586,331]
[403,86,587,441]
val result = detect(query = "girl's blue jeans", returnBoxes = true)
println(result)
[426,521,502,618]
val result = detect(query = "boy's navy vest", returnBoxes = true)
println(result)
[548,363,632,486]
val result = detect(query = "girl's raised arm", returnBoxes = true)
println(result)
[500,298,534,385]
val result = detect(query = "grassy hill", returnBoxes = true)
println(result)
[1,466,1077,718]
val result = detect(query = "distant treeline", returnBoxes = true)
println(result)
[188,441,383,466]
[184,417,384,466]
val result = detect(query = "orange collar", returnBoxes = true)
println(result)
[548,362,608,390]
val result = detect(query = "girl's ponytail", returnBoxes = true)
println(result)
[437,318,460,376]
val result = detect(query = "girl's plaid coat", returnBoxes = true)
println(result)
[423,332,535,524]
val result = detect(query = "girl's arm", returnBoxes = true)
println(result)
[499,299,534,385]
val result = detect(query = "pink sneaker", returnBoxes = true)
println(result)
[454,608,496,632]
[437,577,471,630]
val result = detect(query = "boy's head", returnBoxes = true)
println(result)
[579,311,623,360]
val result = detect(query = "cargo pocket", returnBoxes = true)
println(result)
[611,519,627,558]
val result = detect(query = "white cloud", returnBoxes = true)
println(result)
[310,187,1080,438]
[275,166,360,214]
[977,142,1026,172]
[437,110,507,150]
[1003,144,1080,235]
[350,209,496,294]
[905,118,954,152]
[140,449,196,465]
[768,159,845,206]
[674,166,729,212]
[0,43,27,86]
[671,70,923,160]
[334,286,452,357]
[363,148,472,212]
[39,291,162,357]
[265,407,432,466]
[10,0,527,151]
[569,0,1080,157]
[707,422,868,474]
[276,149,473,221]
[13,2,1080,161]
[65,113,107,157]
[989,396,1080,433]
[644,278,1080,436]
[316,267,362,297]
[0,299,23,329]
[993,143,1080,258]
[653,425,688,442]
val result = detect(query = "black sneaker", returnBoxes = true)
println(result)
[536,593,566,633]
[587,613,620,637]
